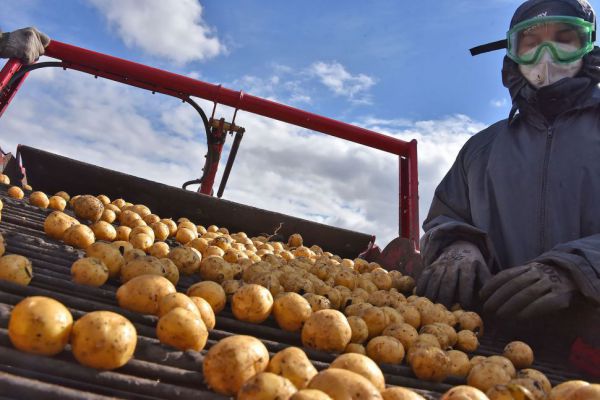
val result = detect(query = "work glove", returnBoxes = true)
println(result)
[416,240,490,308]
[480,262,577,319]
[0,27,50,65]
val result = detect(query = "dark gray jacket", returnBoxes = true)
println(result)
[421,39,600,306]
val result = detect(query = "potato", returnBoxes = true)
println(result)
[308,368,382,400]
[131,225,155,241]
[189,296,216,330]
[414,333,441,349]
[487,356,517,378]
[130,233,154,252]
[0,233,5,256]
[381,387,426,400]
[517,369,551,395]
[508,378,546,400]
[44,211,79,240]
[456,329,479,353]
[446,350,471,378]
[203,335,270,395]
[396,304,421,329]
[116,274,176,314]
[567,384,600,400]
[158,292,201,317]
[330,353,385,391]
[73,194,104,221]
[187,281,227,313]
[301,309,351,353]
[101,209,117,224]
[419,323,456,350]
[458,311,484,337]
[359,306,389,338]
[157,307,208,351]
[370,268,392,290]
[71,311,136,370]
[176,227,196,244]
[268,347,317,390]
[467,361,512,392]
[148,241,170,259]
[8,296,72,355]
[7,186,24,199]
[86,242,125,278]
[273,292,312,332]
[503,341,534,369]
[115,226,132,241]
[344,343,367,355]
[409,346,450,382]
[288,233,303,248]
[441,385,488,399]
[347,316,369,344]
[383,322,418,350]
[143,213,160,224]
[63,225,95,249]
[366,335,405,364]
[150,222,170,241]
[158,258,179,285]
[232,284,274,323]
[168,246,201,275]
[120,255,165,283]
[549,381,590,400]
[487,383,536,400]
[222,279,243,301]
[47,195,67,211]
[89,221,117,242]
[0,254,33,286]
[71,257,109,287]
[124,248,145,263]
[291,389,333,400]
[237,372,297,400]
[29,191,49,208]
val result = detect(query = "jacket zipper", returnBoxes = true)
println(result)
[539,125,554,254]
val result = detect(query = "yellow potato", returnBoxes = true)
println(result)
[203,335,270,395]
[222,279,244,301]
[71,257,109,287]
[159,258,179,285]
[308,368,382,400]
[456,329,479,353]
[148,241,170,259]
[468,361,512,393]
[187,281,227,313]
[90,221,117,242]
[381,387,426,400]
[189,296,216,330]
[441,385,488,399]
[8,296,72,355]
[503,341,534,369]
[143,213,160,224]
[409,346,450,382]
[508,378,547,400]
[130,233,154,252]
[0,233,5,256]
[267,347,317,390]
[7,186,24,199]
[150,222,170,242]
[366,335,405,364]
[63,225,95,249]
[458,312,484,337]
[237,372,296,400]
[48,195,67,211]
[116,275,176,315]
[71,311,136,370]
[131,225,155,241]
[160,218,177,237]
[44,211,79,240]
[487,383,536,400]
[157,293,200,317]
[157,307,208,351]
[383,322,418,350]
[0,254,33,286]
[487,356,517,378]
[303,293,332,312]
[115,226,132,241]
[549,381,590,400]
[169,246,201,275]
[176,227,196,244]
[199,256,233,283]
[0,174,10,184]
[347,315,369,344]
[54,191,70,201]
[124,248,145,263]
[566,384,600,400]
[517,369,551,395]
[29,191,49,208]
[272,292,312,332]
[232,284,274,323]
[291,389,333,400]
[446,350,471,378]
[120,255,166,283]
[86,241,125,278]
[101,209,117,224]
[330,352,385,391]
[73,194,104,222]
[112,240,134,255]
[301,309,351,353]
[359,306,389,338]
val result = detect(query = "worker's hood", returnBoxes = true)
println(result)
[500,0,600,119]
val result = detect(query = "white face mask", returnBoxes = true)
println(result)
[518,43,583,88]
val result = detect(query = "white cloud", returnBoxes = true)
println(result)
[0,69,484,253]
[309,61,376,104]
[88,0,226,64]
[491,98,508,108]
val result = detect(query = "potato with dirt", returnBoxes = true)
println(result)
[71,257,109,287]
[267,347,318,390]
[272,292,313,332]
[330,352,385,391]
[157,292,201,317]
[467,361,512,393]
[409,346,450,382]
[199,255,232,282]
[503,341,534,369]
[381,387,426,400]
[0,254,33,286]
[8,296,73,355]
[203,335,270,395]
[44,211,79,240]
[90,221,117,242]
[347,316,369,344]
[63,225,95,249]
[157,307,208,351]
[48,195,67,211]
[71,311,136,370]
[446,350,471,378]
[301,309,351,353]
[187,280,227,313]
[29,191,49,208]
[120,255,166,283]
[383,322,418,350]
[189,296,216,330]
[116,274,176,315]
[366,335,405,364]
[308,368,383,400]
[549,381,590,400]
[291,389,333,400]
[440,385,488,399]
[237,372,297,400]
[8,186,24,199]
[73,194,104,222]
[232,284,274,323]
[86,241,125,278]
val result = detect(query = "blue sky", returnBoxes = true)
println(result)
[2,0,599,248]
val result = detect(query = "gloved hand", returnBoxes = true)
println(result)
[480,262,577,319]
[416,241,490,308]
[0,27,50,64]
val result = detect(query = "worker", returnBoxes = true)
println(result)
[416,0,600,375]
[0,27,50,64]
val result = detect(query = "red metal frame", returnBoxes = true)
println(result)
[0,40,420,249]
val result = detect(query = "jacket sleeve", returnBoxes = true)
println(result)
[420,145,498,270]
[534,234,600,306]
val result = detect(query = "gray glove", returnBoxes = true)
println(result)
[0,27,50,64]
[480,262,577,319]
[416,240,491,308]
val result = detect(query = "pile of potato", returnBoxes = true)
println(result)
[1,187,597,399]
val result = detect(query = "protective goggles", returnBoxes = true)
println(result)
[507,16,595,64]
